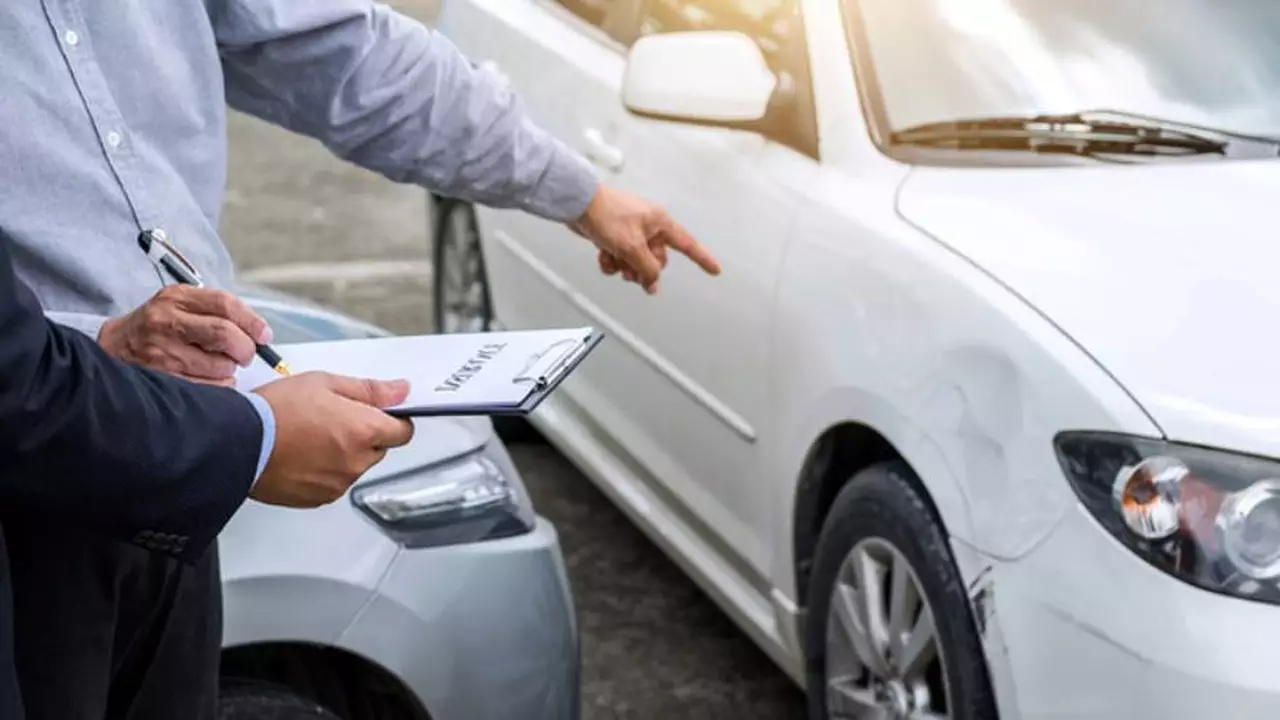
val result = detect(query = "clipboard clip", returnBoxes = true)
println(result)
[512,336,588,389]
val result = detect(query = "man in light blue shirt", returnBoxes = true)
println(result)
[0,0,721,717]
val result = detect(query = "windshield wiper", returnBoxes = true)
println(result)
[890,110,1242,157]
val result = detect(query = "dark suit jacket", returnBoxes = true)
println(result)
[0,237,264,717]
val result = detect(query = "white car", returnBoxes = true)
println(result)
[435,1,1280,718]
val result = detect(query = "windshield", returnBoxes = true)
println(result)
[851,0,1280,138]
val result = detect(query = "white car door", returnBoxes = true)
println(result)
[437,0,635,331]
[589,0,821,586]
[438,0,707,527]
[443,0,820,590]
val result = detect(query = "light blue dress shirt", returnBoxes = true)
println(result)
[0,0,598,490]
[239,392,278,484]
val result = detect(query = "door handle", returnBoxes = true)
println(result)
[581,128,625,172]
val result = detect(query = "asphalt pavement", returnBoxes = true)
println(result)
[220,1,807,716]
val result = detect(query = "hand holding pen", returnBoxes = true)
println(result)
[94,229,289,387]
[138,229,291,375]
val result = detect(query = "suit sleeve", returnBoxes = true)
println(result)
[0,238,262,561]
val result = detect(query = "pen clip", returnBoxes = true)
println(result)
[512,337,585,388]
[143,230,204,287]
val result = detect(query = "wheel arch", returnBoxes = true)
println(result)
[789,418,968,613]
[221,642,432,720]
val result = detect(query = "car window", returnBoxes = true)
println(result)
[634,0,796,59]
[849,0,1280,138]
[554,0,634,41]
[251,305,385,344]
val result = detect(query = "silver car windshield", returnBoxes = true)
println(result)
[852,0,1280,138]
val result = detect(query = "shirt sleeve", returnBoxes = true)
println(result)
[211,0,600,224]
[237,391,277,488]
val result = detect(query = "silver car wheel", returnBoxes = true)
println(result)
[438,204,488,334]
[825,537,949,720]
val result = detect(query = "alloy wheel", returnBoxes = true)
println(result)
[437,204,489,334]
[824,537,950,719]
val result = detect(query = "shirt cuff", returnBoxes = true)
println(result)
[521,132,601,223]
[238,391,277,489]
[45,312,109,341]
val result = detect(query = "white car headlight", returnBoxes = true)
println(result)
[351,446,535,548]
[1057,432,1280,604]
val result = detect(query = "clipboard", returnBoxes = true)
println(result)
[234,326,605,418]
[384,329,604,418]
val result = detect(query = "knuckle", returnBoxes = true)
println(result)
[358,422,381,449]
[140,347,168,366]
[213,319,243,351]
[141,304,167,327]
[211,317,235,339]
[214,291,244,320]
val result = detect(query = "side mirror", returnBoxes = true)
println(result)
[622,31,778,126]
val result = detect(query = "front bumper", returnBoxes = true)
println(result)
[338,517,579,720]
[987,505,1280,719]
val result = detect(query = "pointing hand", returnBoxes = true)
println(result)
[570,185,721,294]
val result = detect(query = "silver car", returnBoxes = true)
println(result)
[215,285,579,720]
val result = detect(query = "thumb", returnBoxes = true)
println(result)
[327,374,411,408]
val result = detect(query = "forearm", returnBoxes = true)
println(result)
[214,0,599,222]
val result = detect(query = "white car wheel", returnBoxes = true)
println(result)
[432,199,492,335]
[805,462,997,720]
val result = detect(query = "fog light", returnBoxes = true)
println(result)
[1112,457,1187,540]
[1218,480,1280,580]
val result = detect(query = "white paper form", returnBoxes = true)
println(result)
[235,327,598,415]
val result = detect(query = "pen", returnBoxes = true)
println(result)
[137,229,291,376]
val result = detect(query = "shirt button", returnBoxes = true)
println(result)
[105,131,122,148]
[64,30,80,46]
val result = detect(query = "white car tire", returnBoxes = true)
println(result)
[805,462,997,720]
[431,198,494,336]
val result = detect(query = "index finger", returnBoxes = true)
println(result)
[178,288,271,344]
[662,217,721,276]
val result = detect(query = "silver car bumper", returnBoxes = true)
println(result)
[338,517,579,720]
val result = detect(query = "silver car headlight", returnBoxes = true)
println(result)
[351,445,535,548]
[1056,431,1280,605]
